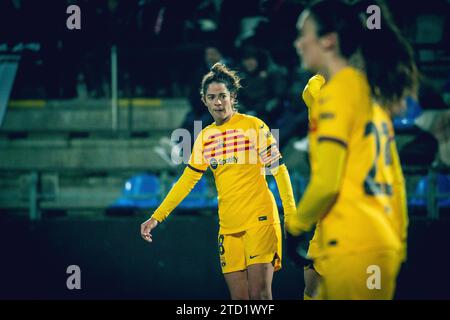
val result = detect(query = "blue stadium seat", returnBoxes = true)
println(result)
[409,174,450,209]
[110,173,161,209]
[393,96,422,130]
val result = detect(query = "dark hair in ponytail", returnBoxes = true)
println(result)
[307,0,418,111]
[200,63,242,101]
[358,0,418,109]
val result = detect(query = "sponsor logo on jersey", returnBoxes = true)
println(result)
[219,156,238,165]
[210,158,218,169]
[210,156,238,169]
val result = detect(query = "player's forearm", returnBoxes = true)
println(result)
[292,177,338,234]
[288,142,347,235]
[151,166,203,222]
[271,164,297,221]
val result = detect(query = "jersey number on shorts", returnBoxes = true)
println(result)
[363,121,393,196]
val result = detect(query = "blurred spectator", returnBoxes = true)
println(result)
[154,44,232,166]
[407,76,450,167]
[218,0,261,53]
[188,44,232,109]
[272,66,312,149]
[235,0,303,69]
[397,78,448,166]
[238,47,287,126]
[415,108,450,167]
[186,45,229,131]
[185,0,222,42]
[185,44,232,134]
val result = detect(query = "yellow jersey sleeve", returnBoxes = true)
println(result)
[255,118,283,169]
[316,84,356,148]
[302,74,326,109]
[272,164,297,222]
[288,141,347,235]
[188,131,209,173]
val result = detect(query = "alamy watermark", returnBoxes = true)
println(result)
[66,5,81,30]
[366,264,381,290]
[64,4,382,32]
[66,265,81,290]
[366,5,381,30]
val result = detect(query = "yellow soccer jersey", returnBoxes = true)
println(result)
[308,67,403,257]
[373,103,408,257]
[189,112,283,234]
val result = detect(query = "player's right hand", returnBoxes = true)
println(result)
[140,217,159,243]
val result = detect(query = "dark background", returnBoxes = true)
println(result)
[1,215,450,299]
[0,0,449,299]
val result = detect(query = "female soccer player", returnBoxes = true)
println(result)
[141,63,297,300]
[287,0,416,299]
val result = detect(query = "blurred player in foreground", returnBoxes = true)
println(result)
[141,63,297,300]
[287,0,417,299]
